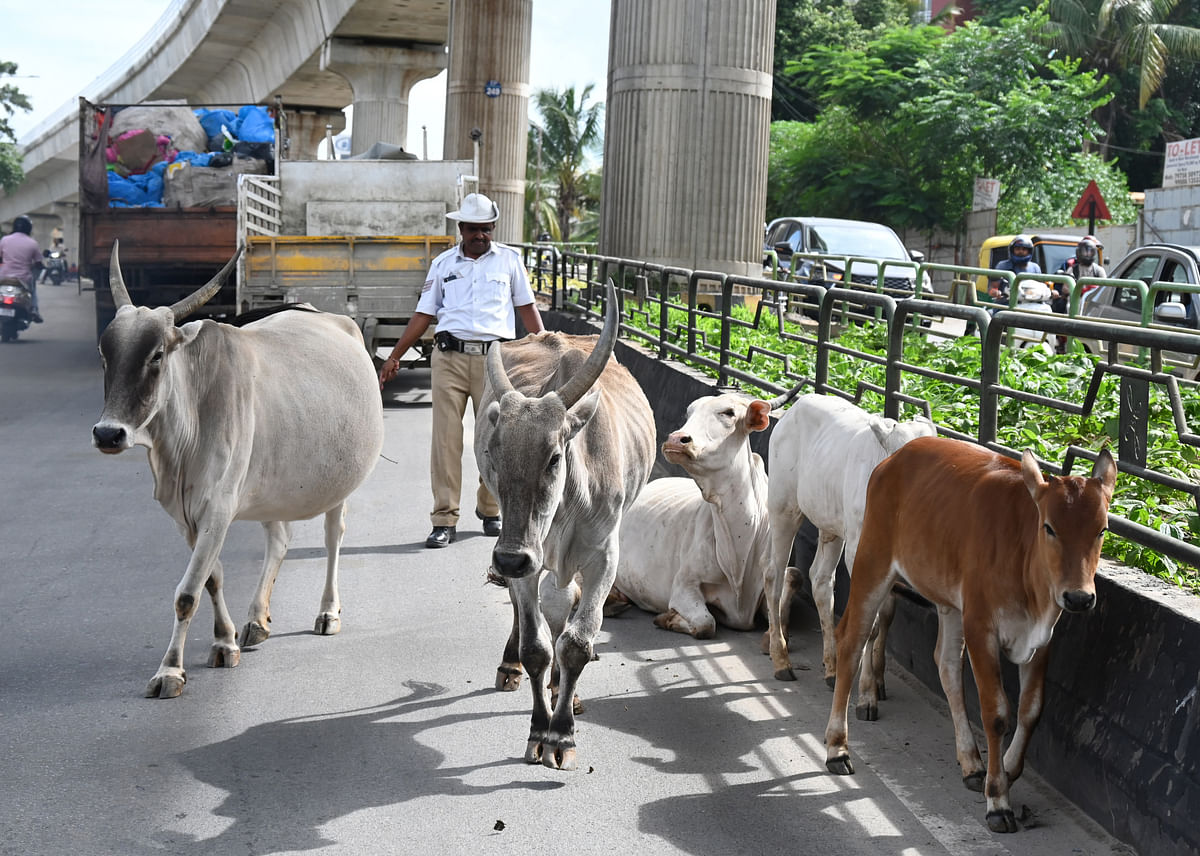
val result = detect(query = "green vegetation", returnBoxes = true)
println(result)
[769,1,1200,225]
[623,300,1200,593]
[525,85,604,244]
[0,60,31,194]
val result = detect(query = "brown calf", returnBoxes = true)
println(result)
[824,436,1116,834]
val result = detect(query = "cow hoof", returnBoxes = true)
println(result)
[963,772,985,793]
[543,743,577,771]
[825,674,837,691]
[603,589,632,617]
[239,621,270,647]
[552,691,585,716]
[986,809,1018,833]
[826,754,855,776]
[652,610,680,632]
[774,667,797,681]
[855,701,878,722]
[496,666,523,692]
[524,739,543,764]
[313,612,341,636]
[145,671,186,699]
[207,643,241,669]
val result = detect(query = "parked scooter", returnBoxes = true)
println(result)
[42,248,68,286]
[0,278,34,342]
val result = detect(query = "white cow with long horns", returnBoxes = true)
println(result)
[92,241,384,698]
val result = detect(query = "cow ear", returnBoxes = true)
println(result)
[745,399,772,432]
[1092,448,1117,500]
[1021,449,1046,498]
[565,387,601,439]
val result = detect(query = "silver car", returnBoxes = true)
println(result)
[1077,243,1200,374]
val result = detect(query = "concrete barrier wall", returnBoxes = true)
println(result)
[547,309,1200,856]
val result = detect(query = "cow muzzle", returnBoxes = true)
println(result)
[662,434,696,465]
[92,422,132,454]
[1060,589,1096,613]
[491,548,538,580]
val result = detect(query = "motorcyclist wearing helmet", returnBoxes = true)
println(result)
[0,215,44,323]
[987,235,1042,305]
[1052,235,1106,308]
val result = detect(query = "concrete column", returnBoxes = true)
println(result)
[600,0,775,276]
[443,0,532,244]
[320,39,447,157]
[282,108,347,160]
[52,202,80,269]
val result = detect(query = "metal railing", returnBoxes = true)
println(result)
[515,243,1200,572]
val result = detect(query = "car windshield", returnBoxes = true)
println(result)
[808,224,907,260]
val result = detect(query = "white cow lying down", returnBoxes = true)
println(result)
[765,394,935,712]
[613,386,799,638]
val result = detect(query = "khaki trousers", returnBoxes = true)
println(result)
[429,348,499,527]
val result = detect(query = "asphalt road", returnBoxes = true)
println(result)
[0,281,1135,855]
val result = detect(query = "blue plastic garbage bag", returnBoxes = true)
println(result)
[108,170,164,207]
[234,105,275,143]
[195,109,236,141]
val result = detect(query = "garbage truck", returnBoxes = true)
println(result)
[78,98,275,339]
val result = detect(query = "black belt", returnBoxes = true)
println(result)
[435,332,503,355]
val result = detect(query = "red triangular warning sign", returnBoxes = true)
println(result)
[1071,180,1111,221]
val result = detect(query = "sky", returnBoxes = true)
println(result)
[4,0,612,158]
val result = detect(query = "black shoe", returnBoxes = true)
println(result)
[476,509,502,537]
[31,312,43,324]
[425,526,456,548]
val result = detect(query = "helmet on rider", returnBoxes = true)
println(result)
[1075,235,1101,265]
[1008,235,1034,267]
[11,215,33,235]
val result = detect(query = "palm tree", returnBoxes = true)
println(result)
[1046,0,1200,156]
[526,85,603,244]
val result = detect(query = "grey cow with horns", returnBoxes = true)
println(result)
[476,279,656,769]
[92,241,384,698]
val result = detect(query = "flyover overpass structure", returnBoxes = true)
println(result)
[2,0,532,242]
[3,0,777,277]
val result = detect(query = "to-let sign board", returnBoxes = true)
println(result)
[1163,137,1200,188]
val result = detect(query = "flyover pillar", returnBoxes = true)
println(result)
[320,39,447,157]
[600,0,775,276]
[443,0,532,244]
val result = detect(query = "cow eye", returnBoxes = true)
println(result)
[721,409,735,418]
[547,452,561,471]
[149,350,164,366]
[1043,522,1056,538]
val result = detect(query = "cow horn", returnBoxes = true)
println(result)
[765,381,806,412]
[108,240,133,309]
[555,279,619,410]
[485,340,516,398]
[169,247,243,322]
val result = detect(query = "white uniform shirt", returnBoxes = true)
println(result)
[416,241,536,341]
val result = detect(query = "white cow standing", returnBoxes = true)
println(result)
[613,386,800,638]
[765,394,936,713]
[92,242,384,699]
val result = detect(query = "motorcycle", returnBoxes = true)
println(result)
[0,278,34,342]
[42,248,68,286]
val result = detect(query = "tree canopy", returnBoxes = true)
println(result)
[0,60,31,195]
[525,85,604,244]
[769,11,1136,234]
